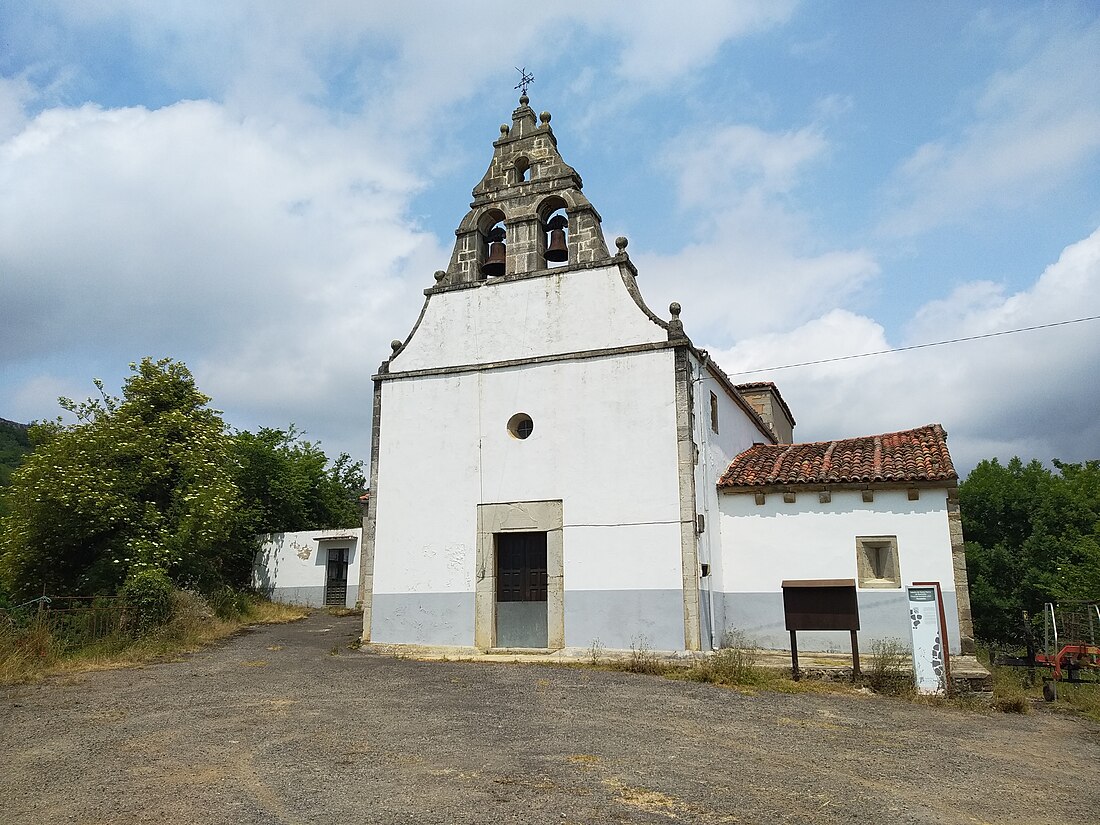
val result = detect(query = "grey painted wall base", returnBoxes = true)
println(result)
[371,592,476,646]
[719,590,963,655]
[365,587,963,654]
[564,589,685,651]
[269,585,359,609]
[496,601,548,648]
[370,589,686,651]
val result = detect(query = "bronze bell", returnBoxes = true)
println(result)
[481,227,506,277]
[544,215,568,263]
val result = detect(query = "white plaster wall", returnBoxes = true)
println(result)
[253,529,361,592]
[371,373,481,595]
[390,265,667,372]
[562,523,683,591]
[717,488,956,591]
[692,358,775,597]
[371,349,685,596]
[717,487,962,652]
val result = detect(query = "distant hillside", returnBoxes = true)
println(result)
[1,417,32,490]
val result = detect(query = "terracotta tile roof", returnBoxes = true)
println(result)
[717,424,957,489]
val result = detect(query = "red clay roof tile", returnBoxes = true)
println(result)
[717,424,957,489]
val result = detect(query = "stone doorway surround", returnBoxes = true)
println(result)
[475,500,564,650]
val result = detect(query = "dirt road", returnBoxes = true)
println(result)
[2,612,1097,824]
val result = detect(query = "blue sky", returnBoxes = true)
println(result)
[1,1,1098,474]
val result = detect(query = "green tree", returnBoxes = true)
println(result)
[0,418,32,518]
[961,457,1100,645]
[232,426,364,535]
[0,358,246,597]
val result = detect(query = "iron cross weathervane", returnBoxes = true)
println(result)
[514,67,534,96]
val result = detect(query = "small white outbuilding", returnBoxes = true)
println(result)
[357,94,975,656]
[254,529,361,609]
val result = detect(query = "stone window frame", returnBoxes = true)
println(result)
[855,535,901,589]
[709,391,719,434]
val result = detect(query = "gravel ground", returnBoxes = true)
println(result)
[2,612,1097,825]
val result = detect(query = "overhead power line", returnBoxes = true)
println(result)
[729,314,1100,376]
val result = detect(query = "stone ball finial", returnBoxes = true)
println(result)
[434,270,447,283]
[539,111,551,125]
[390,339,403,353]
[615,236,629,252]
[500,124,510,136]
[669,302,681,318]
[519,93,529,106]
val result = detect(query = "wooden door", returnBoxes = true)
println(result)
[495,532,548,648]
[496,532,548,602]
[325,547,349,606]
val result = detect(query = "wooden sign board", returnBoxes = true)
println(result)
[782,579,860,631]
[781,579,861,680]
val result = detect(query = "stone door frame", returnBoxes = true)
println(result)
[475,500,564,650]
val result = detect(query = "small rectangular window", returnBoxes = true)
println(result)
[856,536,901,588]
[710,392,719,434]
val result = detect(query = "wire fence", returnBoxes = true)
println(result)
[1,596,129,655]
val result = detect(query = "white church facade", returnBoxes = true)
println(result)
[359,94,975,657]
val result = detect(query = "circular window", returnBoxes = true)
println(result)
[507,413,534,440]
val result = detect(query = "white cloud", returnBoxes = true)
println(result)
[667,123,828,207]
[0,97,441,460]
[881,17,1100,236]
[0,76,33,141]
[0,2,803,464]
[634,120,877,344]
[708,227,1100,474]
[610,1,797,87]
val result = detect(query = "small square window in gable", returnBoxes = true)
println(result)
[856,536,901,589]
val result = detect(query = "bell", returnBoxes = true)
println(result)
[544,215,568,263]
[481,227,506,277]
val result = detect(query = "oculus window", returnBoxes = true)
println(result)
[507,413,534,440]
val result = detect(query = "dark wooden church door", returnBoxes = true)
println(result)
[495,532,548,648]
[496,532,548,602]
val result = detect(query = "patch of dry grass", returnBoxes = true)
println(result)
[324,606,363,618]
[987,662,1100,721]
[0,591,309,685]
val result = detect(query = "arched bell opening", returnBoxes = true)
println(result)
[478,208,507,279]
[537,196,569,268]
[513,156,532,184]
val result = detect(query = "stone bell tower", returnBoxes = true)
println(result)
[441,93,611,285]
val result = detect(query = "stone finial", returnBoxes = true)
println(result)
[519,93,529,106]
[668,301,686,341]
[500,124,510,136]
[615,236,628,253]
[539,111,551,125]
[434,270,447,283]
[390,339,403,353]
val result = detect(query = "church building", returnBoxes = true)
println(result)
[359,93,975,657]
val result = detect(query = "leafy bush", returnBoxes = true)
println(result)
[120,568,174,633]
[205,585,252,620]
[691,630,762,685]
[864,638,915,696]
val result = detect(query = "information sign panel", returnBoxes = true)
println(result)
[908,584,947,695]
